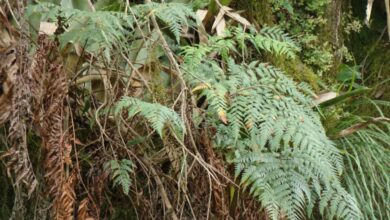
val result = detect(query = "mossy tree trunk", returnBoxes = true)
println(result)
[326,0,344,76]
[231,0,274,28]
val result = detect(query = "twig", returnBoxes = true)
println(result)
[75,74,103,84]
[144,0,188,117]
[385,0,390,40]
[332,117,390,139]
[142,158,179,220]
[5,0,21,28]
[120,51,155,100]
[144,0,216,185]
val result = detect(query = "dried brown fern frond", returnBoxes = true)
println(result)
[0,14,38,200]
[5,50,38,210]
[9,186,27,220]
[53,170,77,220]
[31,35,76,219]
[0,15,16,124]
[0,47,16,123]
[77,198,95,220]
[199,128,230,218]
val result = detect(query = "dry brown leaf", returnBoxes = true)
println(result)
[196,9,208,22]
[221,6,233,12]
[212,5,251,33]
[212,9,226,31]
[0,44,16,124]
[78,198,93,220]
[39,22,57,35]
[0,16,39,198]
[71,136,84,145]
[365,0,374,25]
[218,109,228,124]
[216,18,226,36]
[225,11,251,27]
[375,87,386,98]
[245,120,253,129]
[333,117,390,139]
[314,92,337,105]
[191,83,211,93]
[31,35,76,219]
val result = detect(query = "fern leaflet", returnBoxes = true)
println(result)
[104,159,134,195]
[114,97,185,139]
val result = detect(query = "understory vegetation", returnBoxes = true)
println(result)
[0,0,388,219]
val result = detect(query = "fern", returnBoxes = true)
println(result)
[114,97,185,139]
[182,27,361,220]
[145,2,198,43]
[104,159,134,195]
[27,3,133,53]
[251,26,300,58]
[27,1,197,52]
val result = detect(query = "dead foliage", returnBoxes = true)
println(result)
[0,6,37,201]
[31,35,76,219]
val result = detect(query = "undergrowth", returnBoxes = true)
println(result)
[0,0,387,219]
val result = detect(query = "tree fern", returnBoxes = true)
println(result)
[182,26,361,220]
[104,159,134,195]
[114,97,185,139]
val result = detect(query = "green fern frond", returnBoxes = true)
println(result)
[134,2,198,43]
[182,30,361,219]
[27,3,133,53]
[114,97,185,139]
[319,186,361,220]
[104,159,134,195]
[251,26,300,58]
[27,1,197,53]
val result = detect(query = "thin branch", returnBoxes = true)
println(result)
[332,117,390,139]
[142,158,179,220]
[144,0,188,116]
[75,74,103,84]
[385,0,390,40]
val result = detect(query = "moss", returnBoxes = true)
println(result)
[322,108,344,136]
[231,0,274,27]
[228,0,323,92]
[322,0,344,76]
[273,57,320,92]
[149,62,171,105]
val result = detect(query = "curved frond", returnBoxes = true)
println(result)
[115,97,185,139]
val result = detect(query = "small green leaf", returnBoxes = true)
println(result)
[337,64,361,82]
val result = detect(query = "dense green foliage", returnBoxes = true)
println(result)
[182,27,360,219]
[339,125,390,219]
[0,0,388,219]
